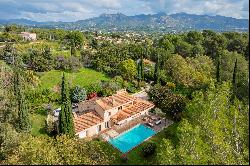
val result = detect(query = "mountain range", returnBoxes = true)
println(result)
[0,12,248,33]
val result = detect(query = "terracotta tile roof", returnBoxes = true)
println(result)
[96,91,135,111]
[77,99,96,110]
[73,89,154,134]
[111,98,154,122]
[74,110,103,133]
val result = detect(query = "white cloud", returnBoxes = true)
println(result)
[140,0,249,19]
[0,0,248,21]
[91,0,122,9]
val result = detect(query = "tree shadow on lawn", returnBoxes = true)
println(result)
[38,126,47,135]
[35,108,47,116]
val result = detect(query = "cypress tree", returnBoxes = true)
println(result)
[141,45,145,81]
[14,53,31,132]
[140,54,144,81]
[232,58,238,86]
[137,60,141,88]
[231,58,238,101]
[58,73,75,137]
[154,53,160,84]
[71,43,76,56]
[216,56,221,83]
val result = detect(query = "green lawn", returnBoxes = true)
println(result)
[30,113,47,136]
[51,49,81,57]
[100,128,170,165]
[51,49,71,57]
[31,68,109,136]
[38,68,110,90]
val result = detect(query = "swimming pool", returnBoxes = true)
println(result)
[108,124,156,153]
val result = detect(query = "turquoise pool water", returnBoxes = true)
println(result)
[108,124,156,153]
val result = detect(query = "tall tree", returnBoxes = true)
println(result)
[118,59,137,81]
[136,46,144,88]
[216,55,221,83]
[137,59,141,88]
[58,73,75,137]
[65,31,84,56]
[13,53,31,132]
[148,84,187,120]
[140,46,144,81]
[70,42,76,57]
[219,50,248,99]
[232,58,238,86]
[158,83,249,165]
[154,52,160,84]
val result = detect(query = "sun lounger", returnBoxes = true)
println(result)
[147,122,154,127]
[155,120,161,125]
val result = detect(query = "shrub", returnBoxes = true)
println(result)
[92,137,101,141]
[141,142,156,157]
[139,81,147,88]
[71,86,87,103]
[99,80,121,97]
[46,114,56,135]
[87,92,98,100]
[68,56,81,72]
[126,86,137,93]
[86,83,101,95]
[166,82,176,90]
[54,55,68,70]
[111,76,124,87]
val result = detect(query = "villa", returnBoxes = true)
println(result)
[72,89,155,138]
[19,32,37,41]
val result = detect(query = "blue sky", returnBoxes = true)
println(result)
[0,0,249,21]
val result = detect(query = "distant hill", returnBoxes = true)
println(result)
[0,12,248,33]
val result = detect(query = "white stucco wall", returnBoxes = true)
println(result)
[104,107,119,121]
[76,121,107,138]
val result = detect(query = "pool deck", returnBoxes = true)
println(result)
[99,112,173,141]
[113,116,145,134]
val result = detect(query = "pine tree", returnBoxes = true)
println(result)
[58,73,75,137]
[13,53,31,132]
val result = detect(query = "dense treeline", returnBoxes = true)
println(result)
[0,25,249,165]
[157,83,249,165]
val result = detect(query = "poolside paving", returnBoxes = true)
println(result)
[98,111,173,142]
[113,116,145,134]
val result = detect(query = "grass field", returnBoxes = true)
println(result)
[15,40,80,57]
[30,113,47,136]
[31,68,109,136]
[51,49,81,57]
[38,68,110,90]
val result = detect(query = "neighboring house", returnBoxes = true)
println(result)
[19,32,37,41]
[70,89,154,138]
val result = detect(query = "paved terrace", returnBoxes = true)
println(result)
[98,112,174,140]
[113,115,145,134]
